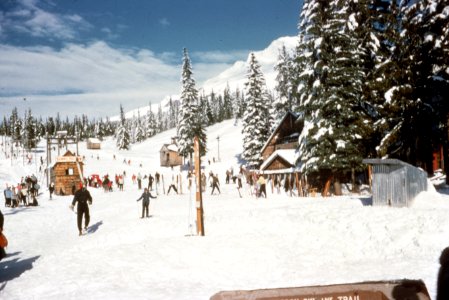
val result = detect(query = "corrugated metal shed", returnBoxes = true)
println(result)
[363,159,427,207]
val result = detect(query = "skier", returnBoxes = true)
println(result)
[211,174,220,195]
[155,172,160,195]
[49,182,55,200]
[137,173,142,189]
[71,183,93,236]
[148,174,154,190]
[167,175,178,195]
[136,188,157,218]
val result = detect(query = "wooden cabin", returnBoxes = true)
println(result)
[50,150,84,196]
[259,111,304,196]
[87,138,101,150]
[160,138,182,167]
[260,111,303,161]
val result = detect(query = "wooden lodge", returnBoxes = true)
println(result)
[86,138,101,150]
[50,150,84,196]
[259,111,304,196]
[160,137,183,167]
[260,111,303,162]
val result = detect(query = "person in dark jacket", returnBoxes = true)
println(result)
[211,174,220,195]
[71,183,93,236]
[49,182,55,200]
[136,188,156,218]
[0,209,6,260]
[437,246,449,300]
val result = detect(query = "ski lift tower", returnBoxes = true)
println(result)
[46,130,79,187]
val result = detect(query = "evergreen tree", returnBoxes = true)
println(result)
[222,84,234,120]
[135,110,146,143]
[157,104,164,133]
[242,53,271,167]
[177,48,206,158]
[46,117,55,136]
[146,103,157,138]
[10,107,21,143]
[274,44,293,121]
[116,104,131,150]
[295,0,370,183]
[24,108,37,149]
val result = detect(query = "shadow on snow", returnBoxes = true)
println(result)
[0,251,40,288]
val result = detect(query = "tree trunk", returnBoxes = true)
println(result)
[322,176,332,197]
[334,178,342,196]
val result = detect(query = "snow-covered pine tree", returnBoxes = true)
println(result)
[242,53,272,167]
[209,90,219,122]
[222,84,234,121]
[233,87,245,120]
[24,108,37,149]
[135,110,146,143]
[145,102,157,138]
[274,44,293,121]
[392,0,449,172]
[295,0,369,183]
[116,104,130,150]
[10,107,21,144]
[177,48,206,159]
[157,104,164,133]
[96,118,107,140]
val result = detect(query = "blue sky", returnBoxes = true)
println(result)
[0,0,302,118]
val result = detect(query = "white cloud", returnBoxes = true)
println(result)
[2,0,91,40]
[0,42,239,118]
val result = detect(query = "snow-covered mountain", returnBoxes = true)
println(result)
[117,35,299,120]
[201,35,298,94]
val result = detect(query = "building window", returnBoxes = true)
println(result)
[66,168,74,176]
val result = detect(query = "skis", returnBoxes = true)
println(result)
[162,174,166,194]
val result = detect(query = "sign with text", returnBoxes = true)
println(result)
[210,280,430,300]
[56,156,82,163]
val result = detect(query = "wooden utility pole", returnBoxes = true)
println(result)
[194,136,205,236]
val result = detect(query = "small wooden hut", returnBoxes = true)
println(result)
[50,150,84,196]
[160,137,182,167]
[87,138,101,150]
[363,158,428,207]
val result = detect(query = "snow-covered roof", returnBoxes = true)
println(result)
[260,149,297,172]
[161,143,178,152]
[167,144,178,152]
[87,138,101,143]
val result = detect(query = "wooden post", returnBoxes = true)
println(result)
[194,136,205,236]
[270,174,274,194]
[296,173,303,197]
[368,165,373,193]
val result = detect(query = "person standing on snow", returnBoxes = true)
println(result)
[136,188,157,218]
[49,182,55,200]
[211,174,220,195]
[71,183,93,236]
[257,175,267,198]
[0,209,6,260]
[167,175,178,195]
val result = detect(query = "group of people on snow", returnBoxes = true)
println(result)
[3,175,40,208]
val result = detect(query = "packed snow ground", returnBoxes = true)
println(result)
[0,119,448,300]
